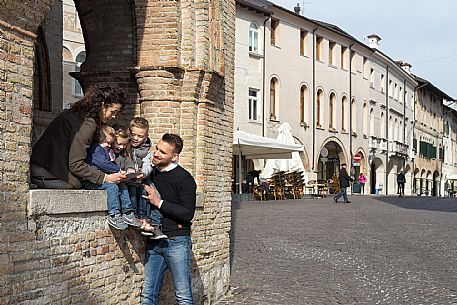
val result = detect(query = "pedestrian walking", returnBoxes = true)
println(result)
[397,171,406,197]
[333,164,353,203]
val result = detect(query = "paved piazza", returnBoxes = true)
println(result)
[217,195,457,305]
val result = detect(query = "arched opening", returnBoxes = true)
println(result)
[270,77,279,120]
[300,84,308,124]
[316,89,323,127]
[317,141,346,186]
[329,92,336,129]
[370,157,384,194]
[432,171,440,196]
[351,98,356,134]
[341,95,347,132]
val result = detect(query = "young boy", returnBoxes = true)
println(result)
[128,117,167,239]
[84,125,142,230]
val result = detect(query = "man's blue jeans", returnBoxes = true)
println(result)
[334,187,349,202]
[142,236,193,305]
[83,182,133,216]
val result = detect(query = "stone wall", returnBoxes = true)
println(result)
[0,0,235,304]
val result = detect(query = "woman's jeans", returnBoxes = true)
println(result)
[83,181,133,216]
[142,236,193,305]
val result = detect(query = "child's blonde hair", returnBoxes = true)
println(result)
[129,117,149,131]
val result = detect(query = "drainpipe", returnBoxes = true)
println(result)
[385,65,389,194]
[262,16,271,137]
[349,49,352,165]
[312,28,318,172]
[402,79,407,171]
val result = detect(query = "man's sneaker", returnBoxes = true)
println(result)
[108,214,128,230]
[122,213,142,228]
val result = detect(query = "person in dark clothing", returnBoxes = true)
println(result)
[334,164,354,203]
[141,133,196,305]
[30,84,127,189]
[397,171,406,197]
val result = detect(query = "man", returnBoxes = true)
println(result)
[142,133,197,305]
[333,163,353,203]
[397,171,406,197]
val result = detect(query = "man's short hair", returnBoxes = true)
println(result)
[130,117,149,130]
[162,133,183,154]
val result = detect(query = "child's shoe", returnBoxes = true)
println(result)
[149,226,168,240]
[141,222,168,239]
[122,213,142,228]
[108,214,128,230]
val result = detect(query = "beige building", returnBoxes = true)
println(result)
[413,76,454,196]
[235,1,417,195]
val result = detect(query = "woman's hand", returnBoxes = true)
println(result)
[105,172,127,184]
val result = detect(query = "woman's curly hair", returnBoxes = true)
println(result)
[71,84,126,125]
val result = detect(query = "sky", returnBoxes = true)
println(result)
[272,0,457,99]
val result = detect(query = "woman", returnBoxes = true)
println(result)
[358,172,367,194]
[30,84,127,189]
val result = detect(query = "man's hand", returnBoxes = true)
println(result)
[105,172,127,184]
[143,184,162,207]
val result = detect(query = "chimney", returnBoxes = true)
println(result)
[400,61,412,74]
[294,3,301,15]
[367,34,381,49]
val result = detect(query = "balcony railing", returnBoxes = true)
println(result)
[369,136,388,151]
[389,140,409,156]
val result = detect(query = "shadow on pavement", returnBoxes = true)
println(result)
[374,195,457,213]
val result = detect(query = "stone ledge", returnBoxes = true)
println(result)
[28,189,107,216]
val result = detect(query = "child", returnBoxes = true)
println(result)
[128,117,167,239]
[84,125,142,230]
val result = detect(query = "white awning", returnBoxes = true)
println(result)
[233,130,304,159]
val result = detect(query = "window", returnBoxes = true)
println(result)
[270,78,279,120]
[363,57,369,79]
[33,26,51,111]
[248,89,259,121]
[329,92,336,128]
[363,103,368,136]
[341,96,347,131]
[394,83,398,100]
[300,85,308,124]
[351,98,356,134]
[249,22,259,53]
[300,29,307,56]
[389,80,393,97]
[380,74,385,93]
[316,36,323,61]
[369,108,374,136]
[271,19,279,46]
[399,87,403,103]
[340,46,347,69]
[74,51,86,97]
[316,89,323,127]
[329,41,335,65]
[369,68,374,87]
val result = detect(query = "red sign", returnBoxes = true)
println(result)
[354,154,362,162]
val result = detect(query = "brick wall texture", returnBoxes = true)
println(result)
[0,0,235,304]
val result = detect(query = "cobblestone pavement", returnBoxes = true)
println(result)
[216,195,457,305]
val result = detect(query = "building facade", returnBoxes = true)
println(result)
[234,1,455,197]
